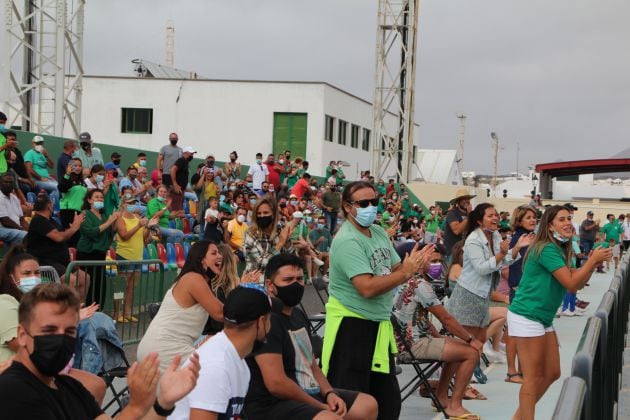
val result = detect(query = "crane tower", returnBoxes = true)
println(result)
[371,0,419,183]
[1,0,85,137]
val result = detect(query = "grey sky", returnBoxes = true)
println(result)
[83,0,630,173]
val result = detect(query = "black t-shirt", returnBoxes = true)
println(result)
[204,219,224,244]
[26,214,70,266]
[245,301,313,408]
[9,148,29,179]
[443,207,466,255]
[173,157,190,189]
[0,361,103,420]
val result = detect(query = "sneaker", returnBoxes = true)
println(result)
[575,307,587,315]
[473,363,488,384]
[556,308,564,317]
[483,342,507,364]
[322,274,330,283]
[313,257,325,267]
[562,309,575,317]
[498,342,507,353]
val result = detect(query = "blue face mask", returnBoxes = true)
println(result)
[157,196,166,202]
[18,276,41,293]
[95,174,104,183]
[353,205,377,227]
[0,124,5,132]
[93,201,104,210]
[247,182,253,188]
[290,200,298,206]
[316,223,325,229]
[305,217,312,223]
[219,195,225,202]
[552,231,569,243]
[250,198,257,205]
[256,159,262,165]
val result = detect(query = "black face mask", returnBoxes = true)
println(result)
[1,186,13,196]
[112,159,121,165]
[206,160,215,166]
[170,140,178,146]
[80,143,90,151]
[257,215,274,229]
[28,333,76,377]
[129,174,137,180]
[251,320,268,354]
[230,157,236,162]
[274,282,304,307]
[279,202,286,208]
[186,156,193,162]
[112,170,118,178]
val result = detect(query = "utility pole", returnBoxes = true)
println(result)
[516,141,520,176]
[490,132,500,195]
[371,0,419,183]
[166,20,175,67]
[456,114,466,176]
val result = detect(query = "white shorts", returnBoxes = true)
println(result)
[507,311,554,338]
[612,244,620,258]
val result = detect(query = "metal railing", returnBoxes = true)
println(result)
[64,259,170,346]
[552,254,630,420]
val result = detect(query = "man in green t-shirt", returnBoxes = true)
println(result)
[599,214,623,244]
[424,205,442,244]
[323,180,433,420]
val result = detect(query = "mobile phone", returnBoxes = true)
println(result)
[106,172,114,181]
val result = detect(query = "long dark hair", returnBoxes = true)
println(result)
[464,203,496,238]
[175,240,217,282]
[82,188,104,211]
[0,245,38,301]
[523,205,573,267]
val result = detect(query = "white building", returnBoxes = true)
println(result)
[69,65,420,180]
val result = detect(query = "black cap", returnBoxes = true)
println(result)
[79,132,92,142]
[587,210,594,215]
[223,285,271,325]
[111,152,122,159]
[563,203,578,211]
[0,112,7,121]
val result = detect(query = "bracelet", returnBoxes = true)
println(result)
[153,399,175,416]
[323,390,338,401]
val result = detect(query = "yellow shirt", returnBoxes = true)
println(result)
[227,219,248,249]
[204,182,218,201]
[116,216,145,260]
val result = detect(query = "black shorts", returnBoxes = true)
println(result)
[246,388,358,420]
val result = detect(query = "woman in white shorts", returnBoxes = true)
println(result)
[508,205,611,420]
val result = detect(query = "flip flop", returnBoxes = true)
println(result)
[505,372,523,384]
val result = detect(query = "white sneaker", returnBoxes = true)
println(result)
[556,308,563,317]
[498,342,507,354]
[322,274,330,283]
[562,309,575,317]
[575,307,587,315]
[313,257,325,267]
[483,342,507,364]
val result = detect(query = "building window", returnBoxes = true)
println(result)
[350,124,360,148]
[324,115,335,142]
[338,120,347,145]
[121,108,153,134]
[362,128,371,151]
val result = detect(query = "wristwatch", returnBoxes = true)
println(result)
[466,335,474,344]
[153,399,175,416]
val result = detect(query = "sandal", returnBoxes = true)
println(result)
[464,385,487,400]
[505,372,523,384]
[473,363,487,384]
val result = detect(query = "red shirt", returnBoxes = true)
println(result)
[265,162,281,188]
[291,178,310,200]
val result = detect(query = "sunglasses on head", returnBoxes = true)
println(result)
[349,198,379,208]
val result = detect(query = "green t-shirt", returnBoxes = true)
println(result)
[593,241,609,249]
[499,219,511,230]
[0,133,7,174]
[329,221,401,321]
[425,214,440,233]
[147,198,171,228]
[599,222,623,244]
[510,243,571,327]
[24,149,50,178]
[60,183,88,211]
[77,210,114,253]
[376,184,386,196]
[290,221,308,241]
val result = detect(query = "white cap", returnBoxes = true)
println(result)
[206,209,219,218]
[183,146,196,154]
[292,211,303,219]
[303,209,312,214]
[33,135,44,143]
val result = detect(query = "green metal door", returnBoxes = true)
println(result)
[273,113,307,159]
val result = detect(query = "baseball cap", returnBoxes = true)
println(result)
[183,146,196,154]
[79,132,92,142]
[563,203,578,211]
[33,135,44,143]
[206,209,219,218]
[104,162,118,171]
[292,211,304,219]
[587,210,594,215]
[223,285,271,325]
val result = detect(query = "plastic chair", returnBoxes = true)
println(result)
[182,218,191,234]
[141,247,149,273]
[168,219,176,229]
[27,192,37,203]
[166,243,177,270]
[189,200,197,217]
[174,243,185,269]
[183,199,190,216]
[174,217,184,231]
[156,243,168,267]
[145,243,158,272]
[183,242,191,260]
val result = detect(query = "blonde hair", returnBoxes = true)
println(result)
[510,205,537,231]
[211,244,240,295]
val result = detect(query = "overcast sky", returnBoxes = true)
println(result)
[81,0,630,173]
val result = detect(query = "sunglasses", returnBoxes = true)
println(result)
[349,198,379,208]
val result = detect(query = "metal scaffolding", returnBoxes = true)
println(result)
[371,0,419,183]
[1,0,85,137]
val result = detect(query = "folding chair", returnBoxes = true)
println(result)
[300,276,329,335]
[39,266,60,283]
[390,314,447,416]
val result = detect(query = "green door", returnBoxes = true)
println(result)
[273,113,307,159]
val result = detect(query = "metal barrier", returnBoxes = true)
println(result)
[552,254,630,420]
[64,259,171,346]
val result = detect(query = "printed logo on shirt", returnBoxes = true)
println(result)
[369,247,393,276]
[222,396,245,420]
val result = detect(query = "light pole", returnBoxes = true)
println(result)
[531,174,539,196]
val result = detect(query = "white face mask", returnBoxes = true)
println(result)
[17,276,41,293]
[237,214,246,223]
[34,144,44,153]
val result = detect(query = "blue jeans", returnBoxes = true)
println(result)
[0,226,27,245]
[581,239,594,256]
[562,292,576,312]
[35,179,59,207]
[324,210,338,234]
[159,226,184,243]
[184,191,198,202]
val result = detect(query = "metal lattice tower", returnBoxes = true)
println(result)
[456,113,466,175]
[165,20,175,67]
[490,132,500,195]
[1,0,85,137]
[371,0,419,183]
